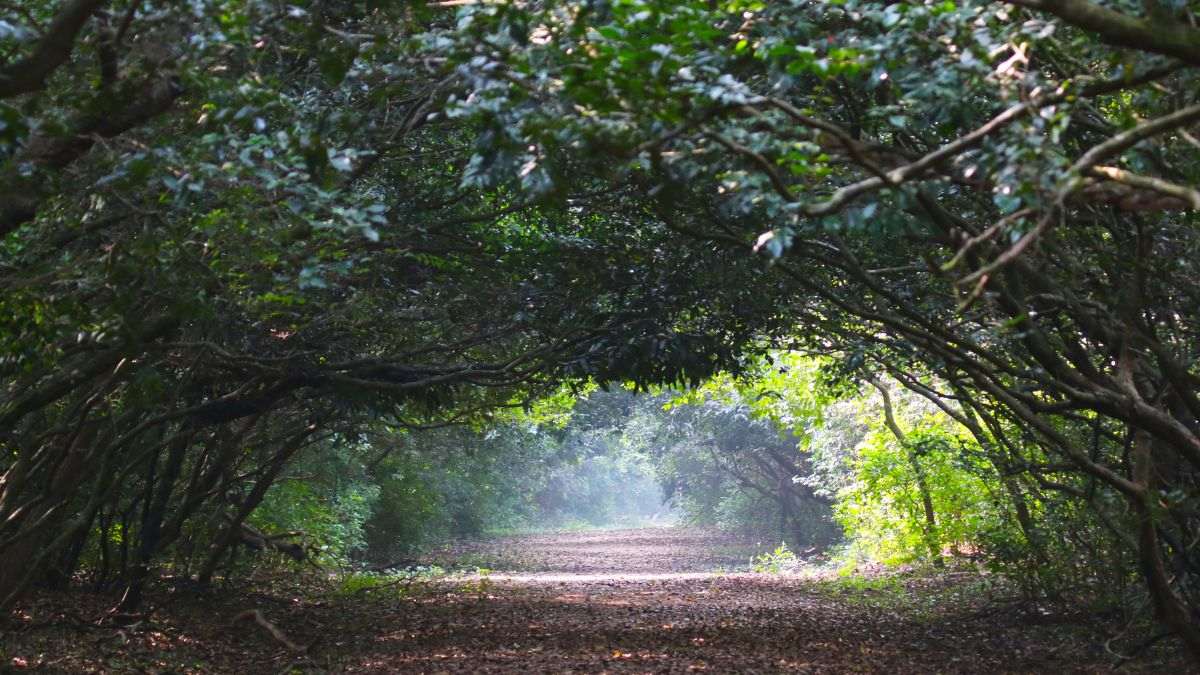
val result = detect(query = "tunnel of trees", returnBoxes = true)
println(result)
[2,0,1200,665]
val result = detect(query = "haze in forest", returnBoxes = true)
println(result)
[2,0,1199,670]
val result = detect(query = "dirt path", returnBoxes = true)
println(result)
[5,528,1182,673]
[323,528,1163,673]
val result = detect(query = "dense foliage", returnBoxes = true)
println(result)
[434,0,1200,655]
[2,0,1199,662]
[0,0,773,614]
[247,405,665,567]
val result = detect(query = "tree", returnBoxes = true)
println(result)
[433,0,1200,657]
[4,0,1200,661]
[647,357,841,546]
[0,0,780,611]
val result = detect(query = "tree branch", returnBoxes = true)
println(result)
[0,0,109,99]
[1010,0,1200,65]
[0,74,182,235]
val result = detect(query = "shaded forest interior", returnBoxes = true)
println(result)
[4,0,1200,671]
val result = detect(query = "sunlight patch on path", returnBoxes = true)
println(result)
[473,571,730,583]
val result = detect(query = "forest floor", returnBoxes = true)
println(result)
[2,527,1189,673]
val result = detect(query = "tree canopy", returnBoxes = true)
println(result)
[2,0,1200,663]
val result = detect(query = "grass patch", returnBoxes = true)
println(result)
[750,541,800,574]
[332,565,446,599]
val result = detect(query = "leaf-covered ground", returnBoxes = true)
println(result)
[3,528,1187,673]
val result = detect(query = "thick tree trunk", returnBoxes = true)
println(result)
[41,511,95,590]
[0,436,120,613]
[0,428,94,605]
[1131,431,1200,662]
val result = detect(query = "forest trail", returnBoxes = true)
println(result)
[7,528,1172,673]
[329,528,1130,673]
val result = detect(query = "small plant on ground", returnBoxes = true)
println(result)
[460,567,494,599]
[334,566,444,598]
[829,573,904,596]
[752,542,800,574]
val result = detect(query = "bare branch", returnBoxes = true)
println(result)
[231,610,306,652]
[1068,102,1200,175]
[704,130,796,201]
[1085,165,1200,210]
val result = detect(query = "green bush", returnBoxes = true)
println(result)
[752,542,800,574]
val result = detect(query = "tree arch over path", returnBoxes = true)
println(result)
[2,0,1200,661]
